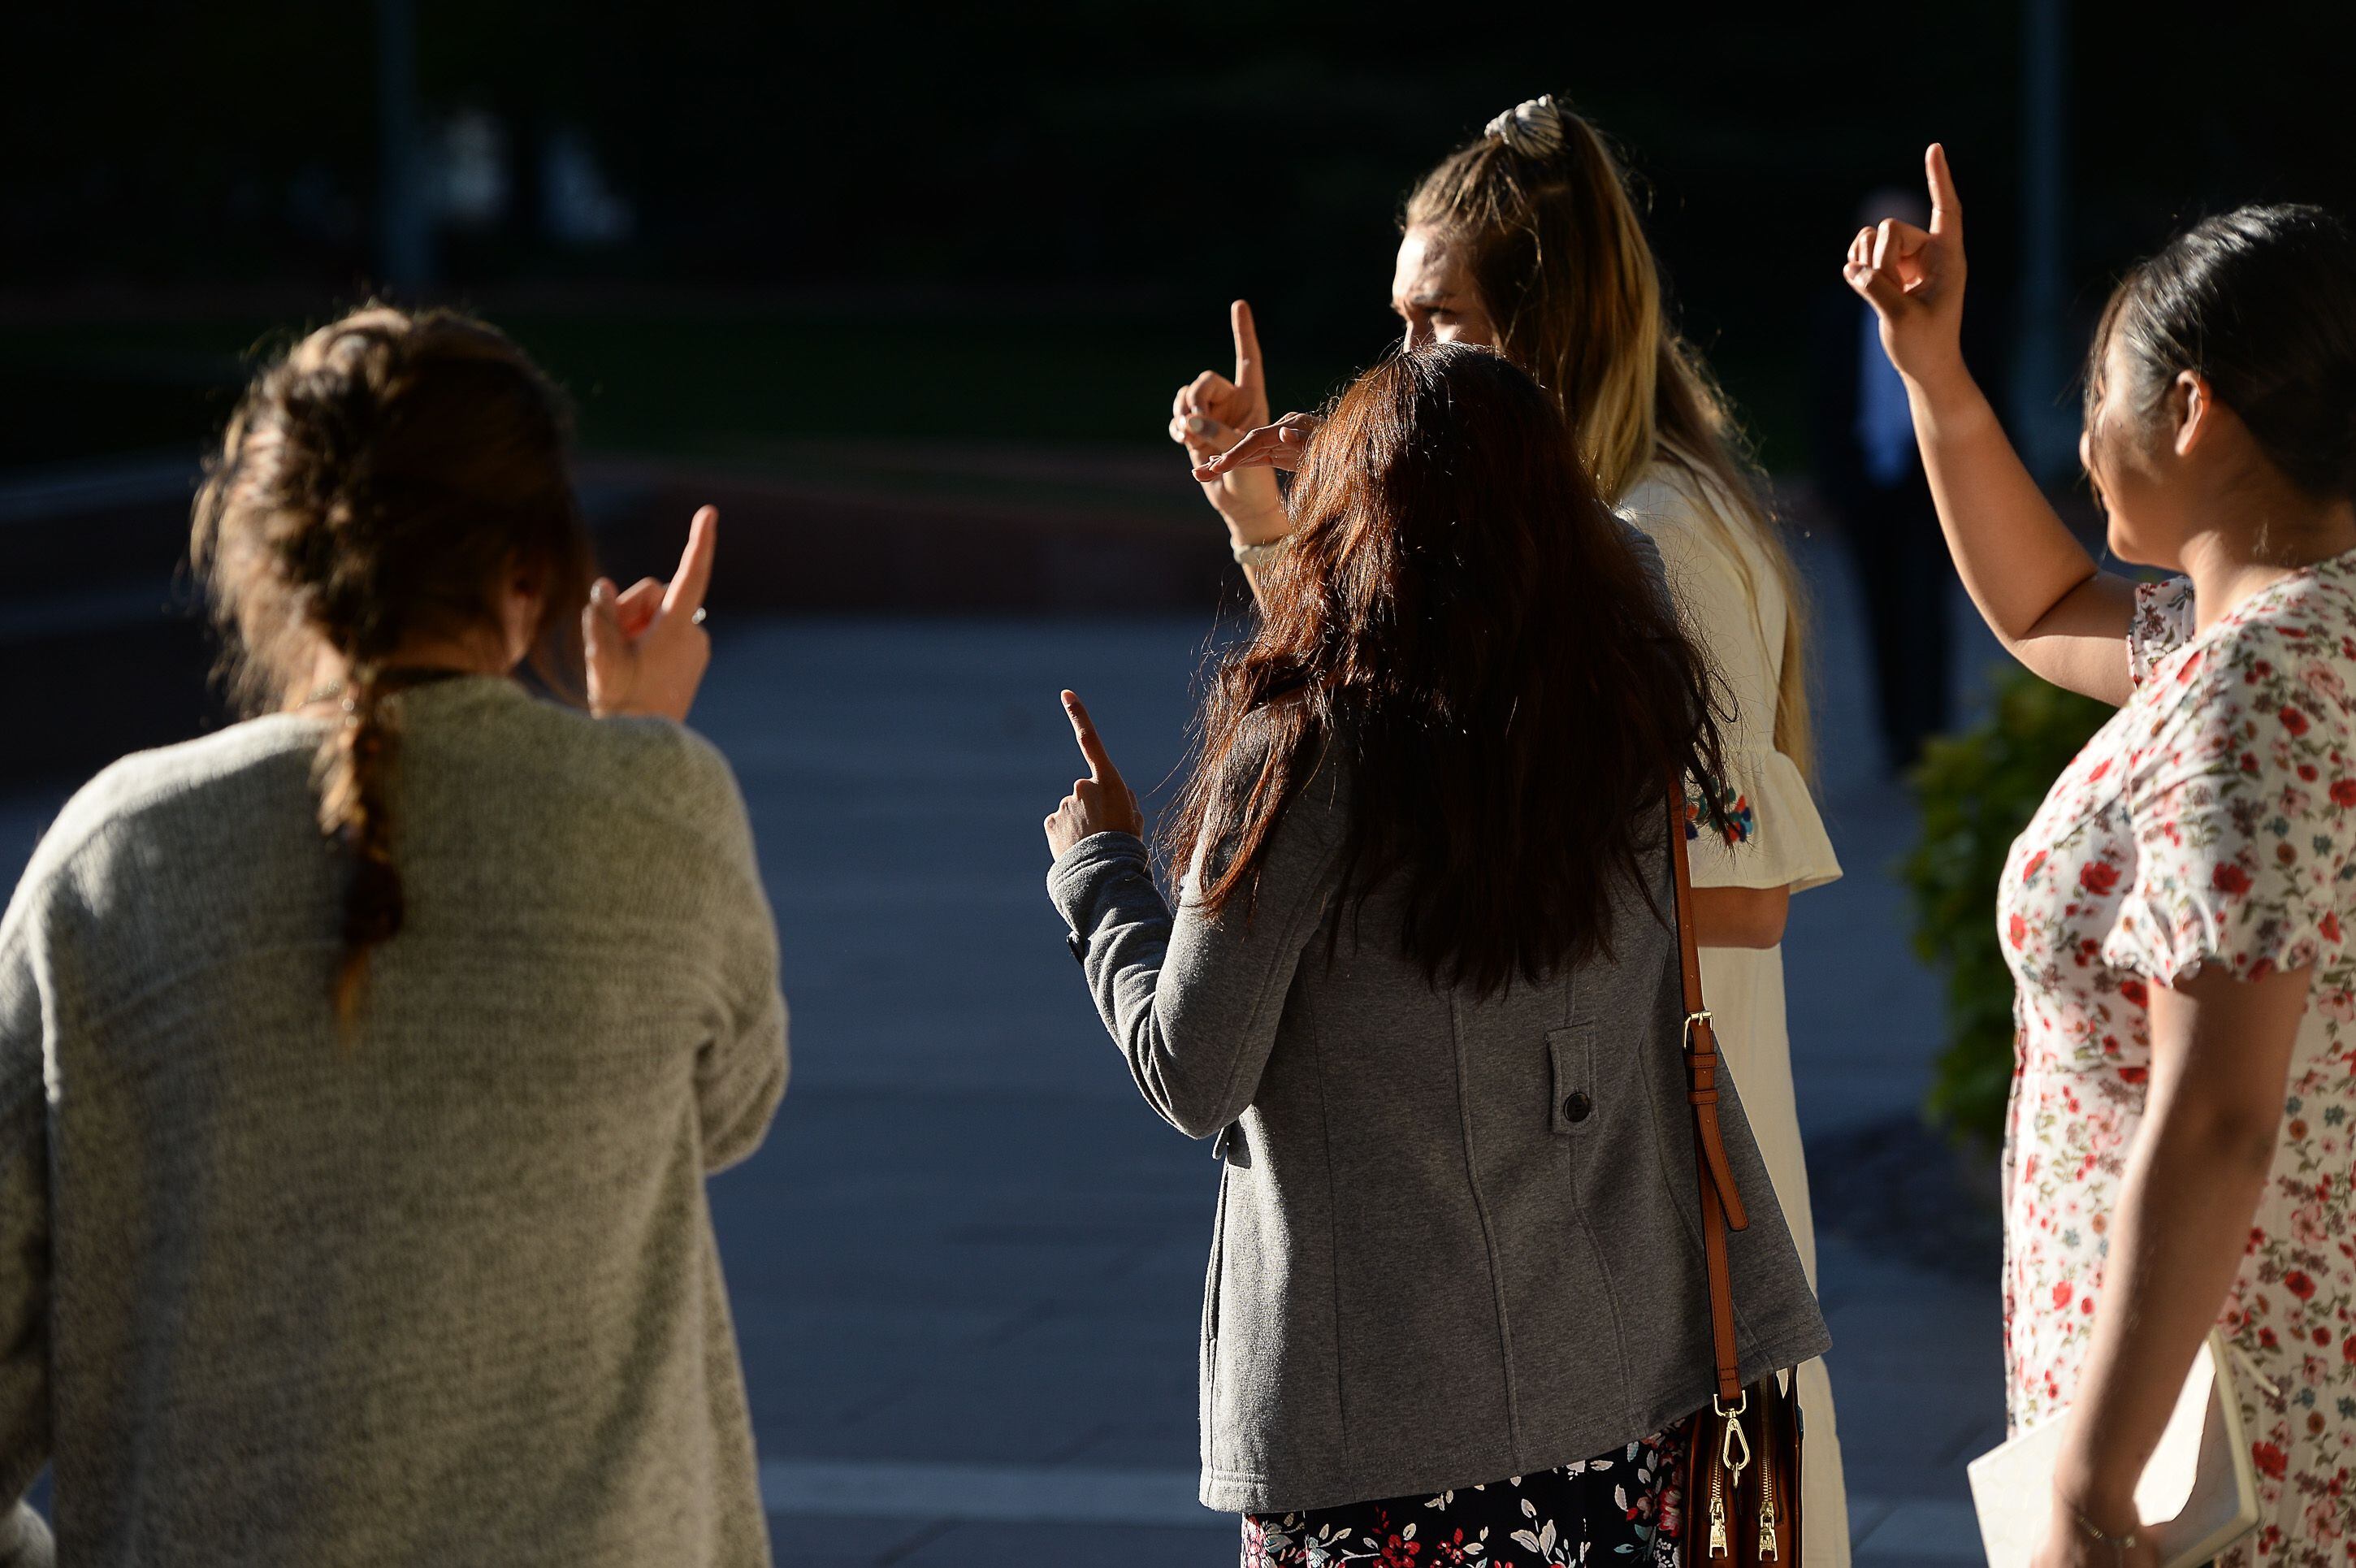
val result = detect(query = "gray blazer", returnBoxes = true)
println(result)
[1047,747,1830,1515]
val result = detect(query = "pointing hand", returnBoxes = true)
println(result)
[584,505,717,724]
[1044,691,1146,858]
[1167,300,1271,461]
[1843,143,1969,388]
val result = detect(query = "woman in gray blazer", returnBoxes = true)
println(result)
[1045,342,1827,1566]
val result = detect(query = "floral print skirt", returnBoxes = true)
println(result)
[1241,1423,1691,1567]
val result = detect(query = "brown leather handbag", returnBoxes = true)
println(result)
[1667,785,1804,1566]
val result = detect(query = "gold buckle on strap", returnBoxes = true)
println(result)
[1683,1009,1715,1050]
[1716,1395,1752,1481]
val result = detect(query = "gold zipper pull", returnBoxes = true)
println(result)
[1758,1494,1778,1560]
[1709,1491,1730,1557]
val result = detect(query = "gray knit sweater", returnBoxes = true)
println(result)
[0,676,787,1566]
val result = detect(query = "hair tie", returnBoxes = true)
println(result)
[1484,94,1567,158]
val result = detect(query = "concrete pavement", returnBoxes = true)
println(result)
[0,533,2010,1566]
[685,518,2006,1565]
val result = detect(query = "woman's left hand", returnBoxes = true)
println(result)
[1045,691,1145,858]
[585,505,717,723]
[1192,412,1323,481]
[2029,1495,2155,1568]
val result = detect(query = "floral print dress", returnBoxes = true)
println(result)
[1999,557,2356,1565]
[1241,1427,1687,1568]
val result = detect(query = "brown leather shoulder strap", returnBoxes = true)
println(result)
[1667,778,1748,1404]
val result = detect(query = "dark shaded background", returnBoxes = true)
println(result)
[2,0,2350,788]
[7,1,2354,470]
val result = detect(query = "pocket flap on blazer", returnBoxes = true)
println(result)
[1547,1020,1598,1135]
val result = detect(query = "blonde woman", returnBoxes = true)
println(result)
[1182,93,1850,1568]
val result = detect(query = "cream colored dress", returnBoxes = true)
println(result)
[1620,462,1850,1568]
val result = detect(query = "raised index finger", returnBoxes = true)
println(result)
[662,505,718,619]
[1925,143,1963,242]
[1061,690,1120,783]
[1232,300,1264,398]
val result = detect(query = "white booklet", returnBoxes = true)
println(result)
[1968,1330,2263,1568]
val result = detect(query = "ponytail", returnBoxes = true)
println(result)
[1405,97,1818,778]
[192,305,592,1030]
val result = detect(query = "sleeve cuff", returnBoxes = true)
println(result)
[0,1504,52,1568]
[2128,576,2198,688]
[1232,534,1293,568]
[1046,830,1154,936]
[2102,893,2336,989]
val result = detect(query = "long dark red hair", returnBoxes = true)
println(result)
[1162,341,1723,995]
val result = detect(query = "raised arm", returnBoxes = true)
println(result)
[1844,145,2138,706]
[1044,697,1342,1137]
[1168,302,1292,607]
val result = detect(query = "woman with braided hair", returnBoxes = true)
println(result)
[1180,93,1850,1567]
[0,305,786,1565]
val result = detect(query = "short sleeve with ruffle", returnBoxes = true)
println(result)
[2102,613,2356,986]
[2127,575,2197,689]
[1683,746,1843,893]
[1619,466,1843,894]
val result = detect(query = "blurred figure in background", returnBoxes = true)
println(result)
[1059,342,1826,1566]
[1183,93,1852,1568]
[1812,186,1954,775]
[0,307,786,1565]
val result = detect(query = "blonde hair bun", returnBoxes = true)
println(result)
[1483,95,1566,158]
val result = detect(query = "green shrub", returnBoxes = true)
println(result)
[1902,663,2111,1150]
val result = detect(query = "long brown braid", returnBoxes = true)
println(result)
[191,305,595,1028]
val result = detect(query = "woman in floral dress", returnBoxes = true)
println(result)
[1848,145,2356,1567]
